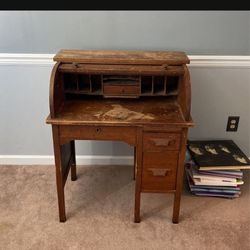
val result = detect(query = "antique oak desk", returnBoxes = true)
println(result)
[46,50,194,223]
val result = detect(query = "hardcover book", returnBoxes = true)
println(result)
[185,164,242,199]
[187,140,250,170]
[186,165,244,187]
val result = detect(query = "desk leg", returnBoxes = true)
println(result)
[172,129,187,224]
[134,130,142,223]
[133,147,136,180]
[52,125,66,222]
[70,140,77,181]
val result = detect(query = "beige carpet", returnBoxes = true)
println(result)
[0,165,249,250]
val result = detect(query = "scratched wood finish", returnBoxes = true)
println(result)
[47,50,194,224]
[46,98,190,126]
[58,63,185,76]
[54,50,190,65]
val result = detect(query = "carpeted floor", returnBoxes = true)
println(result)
[0,165,249,250]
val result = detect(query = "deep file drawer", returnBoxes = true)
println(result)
[141,151,179,192]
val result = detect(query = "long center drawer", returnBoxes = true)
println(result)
[59,125,137,145]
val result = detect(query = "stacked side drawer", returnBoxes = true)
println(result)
[141,132,181,192]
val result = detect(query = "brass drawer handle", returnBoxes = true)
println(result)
[150,138,175,147]
[148,168,171,176]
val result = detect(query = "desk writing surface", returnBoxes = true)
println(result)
[47,97,191,126]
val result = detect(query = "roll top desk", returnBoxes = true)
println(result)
[46,50,194,223]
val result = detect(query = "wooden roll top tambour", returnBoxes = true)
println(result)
[48,50,192,122]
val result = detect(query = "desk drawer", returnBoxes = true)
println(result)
[141,151,178,192]
[60,125,136,145]
[103,84,140,97]
[143,132,180,152]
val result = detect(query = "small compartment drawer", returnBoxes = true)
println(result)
[142,151,178,192]
[103,84,140,96]
[143,132,180,152]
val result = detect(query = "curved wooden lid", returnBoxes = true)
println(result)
[54,50,190,65]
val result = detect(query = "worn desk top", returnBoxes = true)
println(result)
[46,97,193,127]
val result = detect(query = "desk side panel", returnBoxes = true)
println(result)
[49,62,64,118]
[177,65,191,121]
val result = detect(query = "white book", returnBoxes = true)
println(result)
[191,165,237,182]
[193,178,244,187]
[186,166,244,187]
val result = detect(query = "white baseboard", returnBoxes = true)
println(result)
[0,155,134,166]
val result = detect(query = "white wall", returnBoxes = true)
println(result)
[189,66,250,154]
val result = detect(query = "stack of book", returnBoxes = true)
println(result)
[185,140,250,198]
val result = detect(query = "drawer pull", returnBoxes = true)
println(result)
[148,168,171,176]
[150,138,175,147]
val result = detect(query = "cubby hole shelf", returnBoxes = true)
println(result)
[63,73,179,97]
[64,74,102,95]
[153,76,165,95]
[141,76,153,95]
[166,76,179,96]
[140,75,179,96]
